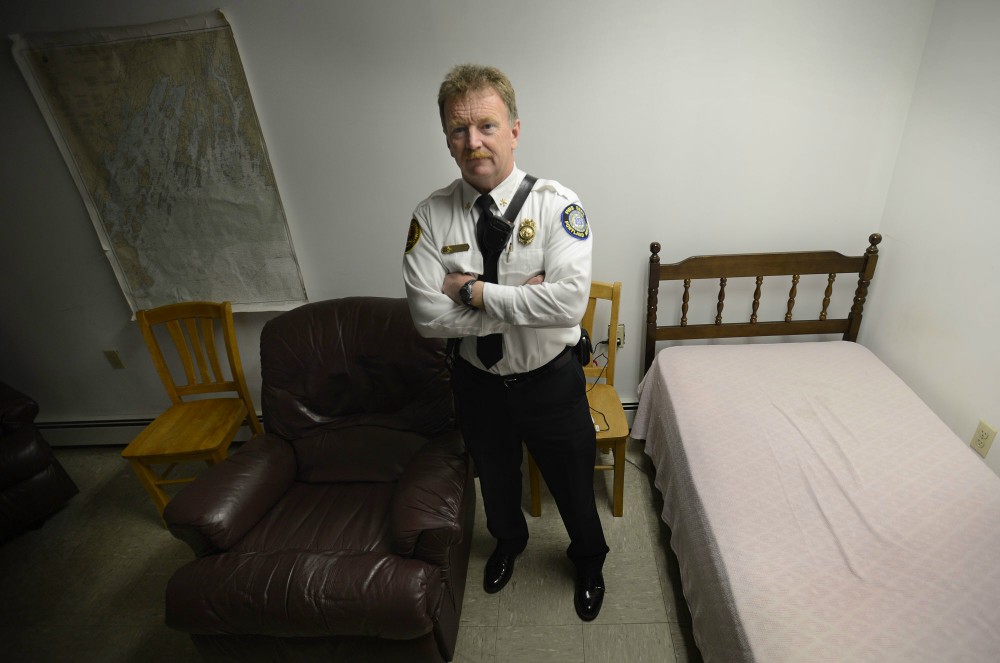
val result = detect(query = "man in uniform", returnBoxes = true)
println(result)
[402,64,608,621]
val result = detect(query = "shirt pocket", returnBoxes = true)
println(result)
[500,247,545,285]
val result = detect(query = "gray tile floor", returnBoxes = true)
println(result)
[458,439,701,663]
[0,439,701,662]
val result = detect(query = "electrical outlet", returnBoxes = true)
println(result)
[103,349,126,370]
[970,420,997,458]
[615,323,625,348]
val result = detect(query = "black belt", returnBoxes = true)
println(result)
[459,347,573,388]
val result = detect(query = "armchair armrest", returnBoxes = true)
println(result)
[0,382,39,432]
[390,430,471,565]
[164,434,296,556]
[166,549,442,639]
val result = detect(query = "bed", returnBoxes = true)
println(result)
[632,234,1000,662]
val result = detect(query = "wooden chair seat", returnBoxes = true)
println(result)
[123,399,247,460]
[587,384,630,441]
[122,399,248,515]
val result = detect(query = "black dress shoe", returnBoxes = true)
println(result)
[483,548,518,594]
[574,573,605,621]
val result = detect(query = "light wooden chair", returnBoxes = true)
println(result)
[121,301,263,516]
[528,281,629,517]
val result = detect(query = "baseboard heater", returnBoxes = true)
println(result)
[36,403,638,447]
[35,416,259,447]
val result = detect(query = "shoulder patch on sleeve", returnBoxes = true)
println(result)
[405,218,422,253]
[561,204,590,240]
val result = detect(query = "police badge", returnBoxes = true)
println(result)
[517,218,537,245]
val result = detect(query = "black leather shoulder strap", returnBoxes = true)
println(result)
[503,174,537,222]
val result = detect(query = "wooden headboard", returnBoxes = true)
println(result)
[643,233,882,371]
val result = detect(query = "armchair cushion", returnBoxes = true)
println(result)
[293,425,429,483]
[234,480,396,553]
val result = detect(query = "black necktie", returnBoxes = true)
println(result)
[475,194,504,369]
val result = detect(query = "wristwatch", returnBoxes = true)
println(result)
[459,278,478,309]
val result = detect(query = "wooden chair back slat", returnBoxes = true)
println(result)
[199,317,226,383]
[163,320,196,388]
[183,318,210,384]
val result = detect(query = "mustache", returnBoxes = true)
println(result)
[464,150,492,160]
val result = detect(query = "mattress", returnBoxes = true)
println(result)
[632,341,1000,663]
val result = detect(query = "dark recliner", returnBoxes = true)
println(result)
[162,297,475,662]
[1,382,79,543]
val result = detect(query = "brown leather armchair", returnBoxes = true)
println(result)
[163,297,475,662]
[1,382,78,543]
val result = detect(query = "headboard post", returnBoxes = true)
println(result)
[644,242,661,371]
[844,233,882,341]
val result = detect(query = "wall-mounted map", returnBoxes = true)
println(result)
[12,11,306,313]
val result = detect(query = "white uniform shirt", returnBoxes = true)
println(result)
[403,166,593,375]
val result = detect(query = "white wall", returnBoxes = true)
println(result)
[0,2,936,426]
[864,0,1000,475]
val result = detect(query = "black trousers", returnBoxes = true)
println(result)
[453,351,609,576]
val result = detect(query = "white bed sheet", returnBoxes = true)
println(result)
[633,341,1000,663]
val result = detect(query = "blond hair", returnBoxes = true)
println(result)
[437,64,518,131]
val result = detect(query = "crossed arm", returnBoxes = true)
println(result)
[441,272,545,309]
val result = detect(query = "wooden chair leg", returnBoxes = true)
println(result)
[207,447,228,465]
[128,458,170,516]
[527,452,542,517]
[612,438,626,517]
